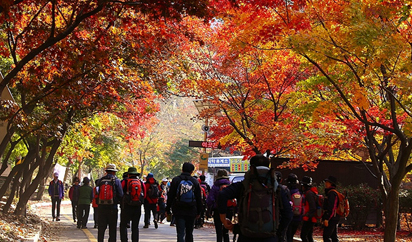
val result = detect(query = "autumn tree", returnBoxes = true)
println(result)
[167,17,338,170]
[0,0,226,215]
[212,0,412,241]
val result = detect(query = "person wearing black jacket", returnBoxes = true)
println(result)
[300,176,318,242]
[322,176,340,242]
[166,162,203,242]
[218,155,293,242]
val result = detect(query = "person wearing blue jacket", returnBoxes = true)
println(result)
[48,172,64,221]
[206,169,232,242]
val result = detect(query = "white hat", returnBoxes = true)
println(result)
[105,164,118,172]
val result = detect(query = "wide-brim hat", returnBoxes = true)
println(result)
[127,167,139,175]
[105,164,118,172]
[324,176,337,186]
[301,176,312,186]
[216,169,229,179]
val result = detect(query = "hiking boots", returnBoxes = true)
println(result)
[154,220,158,229]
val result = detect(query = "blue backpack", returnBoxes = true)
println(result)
[176,177,196,204]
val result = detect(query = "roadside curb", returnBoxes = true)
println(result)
[21,224,42,242]
[22,201,71,242]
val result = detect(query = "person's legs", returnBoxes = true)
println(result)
[213,211,223,242]
[77,205,83,228]
[175,216,186,242]
[131,207,141,242]
[71,202,77,221]
[287,220,300,242]
[120,207,130,242]
[301,221,314,242]
[97,207,108,242]
[56,198,61,220]
[323,219,339,242]
[151,204,158,228]
[184,215,195,242]
[93,207,99,228]
[143,203,150,227]
[108,208,118,242]
[51,198,56,219]
[82,205,90,228]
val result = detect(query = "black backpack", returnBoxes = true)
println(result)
[238,169,279,239]
[148,182,160,199]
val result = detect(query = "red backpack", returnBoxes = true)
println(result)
[291,191,303,216]
[125,179,144,206]
[220,184,237,207]
[98,178,115,205]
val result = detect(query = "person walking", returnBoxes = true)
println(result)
[286,173,303,242]
[157,178,168,224]
[300,176,318,242]
[92,179,100,228]
[120,167,145,242]
[48,172,64,221]
[68,177,80,223]
[97,164,124,242]
[322,176,341,242]
[218,154,291,242]
[143,173,160,229]
[166,162,203,242]
[206,169,232,242]
[77,177,93,229]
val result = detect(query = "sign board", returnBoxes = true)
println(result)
[230,157,249,172]
[189,140,220,149]
[208,156,245,168]
[199,153,209,170]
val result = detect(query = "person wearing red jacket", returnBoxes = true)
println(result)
[301,176,318,242]
[143,173,161,229]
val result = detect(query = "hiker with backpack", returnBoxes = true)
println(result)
[68,177,80,223]
[77,177,93,229]
[166,162,203,242]
[206,169,233,242]
[120,167,146,242]
[218,154,292,242]
[300,176,319,242]
[322,176,341,242]
[157,178,169,224]
[195,177,207,229]
[274,171,293,242]
[143,172,161,229]
[286,173,303,242]
[97,164,124,242]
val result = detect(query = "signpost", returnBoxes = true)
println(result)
[189,140,220,149]
[199,153,209,170]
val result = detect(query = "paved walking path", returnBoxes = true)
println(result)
[32,202,217,241]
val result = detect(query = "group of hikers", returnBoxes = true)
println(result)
[47,154,347,242]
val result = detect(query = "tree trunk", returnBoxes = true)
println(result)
[14,138,62,216]
[384,186,400,242]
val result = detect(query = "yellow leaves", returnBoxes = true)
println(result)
[312,101,335,122]
[351,85,369,110]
